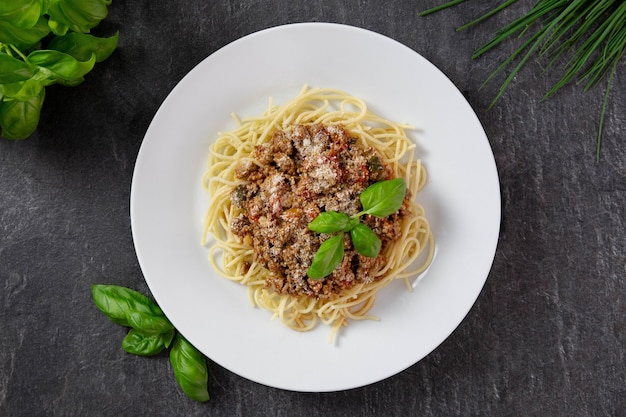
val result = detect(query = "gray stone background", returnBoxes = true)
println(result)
[1,1,624,416]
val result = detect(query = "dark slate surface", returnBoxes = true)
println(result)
[1,1,624,416]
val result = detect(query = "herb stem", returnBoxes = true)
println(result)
[419,0,466,17]
[8,44,28,61]
[457,0,518,31]
[471,0,567,59]
[597,60,616,162]
[420,0,625,160]
[545,1,625,99]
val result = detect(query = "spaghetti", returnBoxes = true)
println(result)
[202,86,433,341]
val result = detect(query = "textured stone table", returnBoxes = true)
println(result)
[1,1,624,416]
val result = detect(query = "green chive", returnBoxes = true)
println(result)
[420,0,625,160]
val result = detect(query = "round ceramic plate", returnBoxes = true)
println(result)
[131,23,500,392]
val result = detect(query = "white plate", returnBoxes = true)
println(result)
[131,23,500,392]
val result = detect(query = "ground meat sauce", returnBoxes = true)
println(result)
[230,123,410,299]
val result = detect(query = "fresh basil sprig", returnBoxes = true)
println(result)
[91,284,210,402]
[91,284,172,331]
[307,178,406,279]
[122,328,175,357]
[350,223,381,258]
[357,178,407,217]
[170,334,210,403]
[308,211,359,233]
[307,234,345,279]
[0,0,118,140]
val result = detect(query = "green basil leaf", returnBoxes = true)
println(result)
[122,328,175,357]
[27,49,96,82]
[0,88,44,140]
[0,53,35,84]
[47,0,111,34]
[308,211,355,233]
[0,0,43,29]
[1,78,46,101]
[170,334,210,402]
[359,178,406,217]
[350,223,381,258]
[0,16,50,49]
[47,19,69,36]
[48,31,119,62]
[307,233,345,279]
[91,284,168,328]
[125,310,174,335]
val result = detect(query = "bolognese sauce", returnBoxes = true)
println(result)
[229,123,411,299]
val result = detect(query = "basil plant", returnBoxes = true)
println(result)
[0,0,118,139]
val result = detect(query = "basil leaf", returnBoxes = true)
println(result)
[0,53,35,84]
[2,78,46,101]
[0,88,44,139]
[0,0,43,29]
[27,50,96,83]
[48,31,119,63]
[47,19,68,37]
[47,0,111,34]
[170,334,210,402]
[126,310,174,335]
[122,328,175,357]
[350,223,381,258]
[91,284,169,329]
[307,233,345,279]
[308,211,353,233]
[0,16,50,50]
[359,178,406,217]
